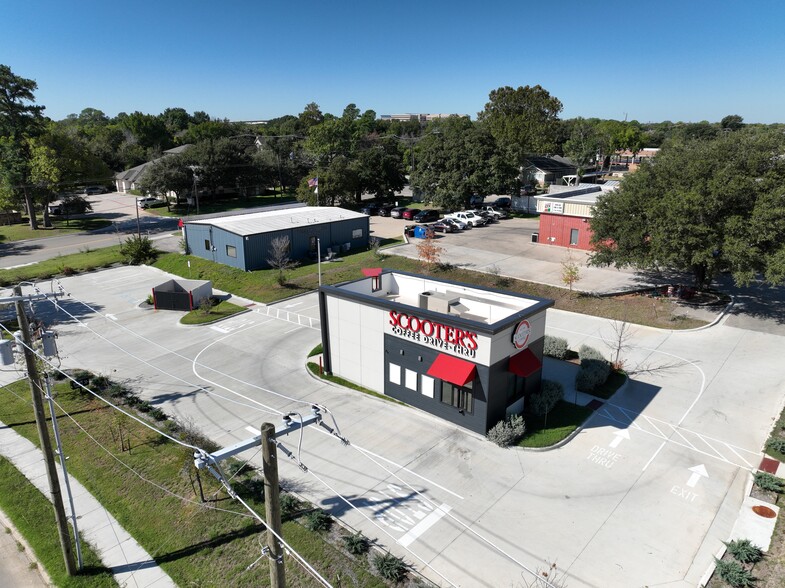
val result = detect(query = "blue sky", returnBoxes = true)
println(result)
[2,0,784,124]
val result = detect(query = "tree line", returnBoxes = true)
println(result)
[6,62,776,230]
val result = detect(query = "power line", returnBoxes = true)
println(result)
[2,321,333,588]
[50,293,547,582]
[33,289,550,584]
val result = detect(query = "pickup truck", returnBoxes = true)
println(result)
[444,210,487,227]
[478,205,508,219]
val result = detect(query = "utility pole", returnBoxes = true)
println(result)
[13,286,77,576]
[261,422,285,588]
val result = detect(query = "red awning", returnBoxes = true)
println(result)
[361,267,383,277]
[508,348,542,378]
[427,354,477,387]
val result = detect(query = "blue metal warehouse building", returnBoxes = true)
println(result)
[183,206,370,271]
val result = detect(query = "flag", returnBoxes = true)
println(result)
[308,177,318,188]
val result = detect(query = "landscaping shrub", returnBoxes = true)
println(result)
[149,407,168,421]
[754,471,785,493]
[280,494,300,517]
[765,438,785,454]
[373,552,407,582]
[713,558,756,587]
[543,335,570,360]
[530,380,563,416]
[120,235,158,265]
[343,532,370,555]
[725,539,763,564]
[578,345,611,381]
[91,374,110,391]
[304,509,332,532]
[70,369,92,389]
[487,414,526,447]
[575,362,608,393]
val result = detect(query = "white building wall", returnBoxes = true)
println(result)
[487,310,547,365]
[326,295,385,392]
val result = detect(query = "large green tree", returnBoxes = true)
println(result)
[413,116,512,210]
[477,85,563,190]
[589,129,785,288]
[0,64,45,228]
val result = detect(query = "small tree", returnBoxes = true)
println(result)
[530,380,563,428]
[119,235,157,265]
[561,252,581,294]
[267,236,299,286]
[416,230,444,272]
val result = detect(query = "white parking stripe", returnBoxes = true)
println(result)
[398,504,452,548]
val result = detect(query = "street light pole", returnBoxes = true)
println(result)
[189,166,201,215]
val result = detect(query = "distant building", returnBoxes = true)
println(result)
[114,145,192,194]
[523,156,579,187]
[533,183,619,250]
[379,113,464,123]
[183,205,370,271]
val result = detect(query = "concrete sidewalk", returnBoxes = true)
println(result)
[0,421,175,588]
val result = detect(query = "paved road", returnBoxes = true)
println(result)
[0,509,49,587]
[17,266,784,588]
[0,192,179,269]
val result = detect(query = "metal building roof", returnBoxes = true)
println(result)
[185,206,368,236]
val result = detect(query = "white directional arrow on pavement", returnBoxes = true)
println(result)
[609,430,630,448]
[106,314,117,321]
[284,302,303,309]
[686,464,709,488]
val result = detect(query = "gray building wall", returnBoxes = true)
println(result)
[383,334,490,434]
[185,216,370,271]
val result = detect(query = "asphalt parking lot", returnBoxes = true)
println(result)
[6,265,784,587]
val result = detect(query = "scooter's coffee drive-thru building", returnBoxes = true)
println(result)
[318,270,554,434]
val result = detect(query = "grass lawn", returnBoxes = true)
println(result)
[180,301,247,325]
[518,401,594,448]
[0,457,117,587]
[146,192,297,218]
[154,246,705,329]
[0,218,112,242]
[0,378,387,587]
[0,246,125,287]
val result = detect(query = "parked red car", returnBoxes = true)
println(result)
[402,209,418,220]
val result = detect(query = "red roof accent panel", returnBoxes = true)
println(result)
[361,267,383,277]
[508,348,542,378]
[426,354,477,387]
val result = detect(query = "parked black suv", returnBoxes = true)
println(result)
[378,204,395,217]
[414,209,440,223]
[360,203,379,215]
[492,197,512,209]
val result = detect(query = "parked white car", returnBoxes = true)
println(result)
[136,196,163,209]
[445,210,487,227]
[442,217,468,231]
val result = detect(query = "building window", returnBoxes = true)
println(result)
[405,369,418,391]
[352,228,363,239]
[570,228,579,246]
[421,375,434,398]
[371,276,381,292]
[389,363,401,385]
[309,236,317,252]
[226,245,237,258]
[440,380,473,414]
[204,239,211,251]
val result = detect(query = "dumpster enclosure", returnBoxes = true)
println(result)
[152,279,213,311]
